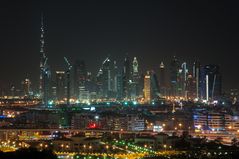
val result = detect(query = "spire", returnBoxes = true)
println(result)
[39,13,46,97]
[40,13,45,58]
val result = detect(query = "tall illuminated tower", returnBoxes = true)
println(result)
[39,14,45,97]
[159,62,166,96]
[39,14,51,106]
[102,57,111,98]
[144,71,151,103]
[131,57,140,98]
[193,61,200,99]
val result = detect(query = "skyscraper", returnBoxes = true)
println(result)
[39,14,50,106]
[74,60,87,98]
[55,71,65,100]
[96,68,103,98]
[150,71,160,100]
[170,56,180,96]
[144,71,151,103]
[123,55,131,99]
[159,62,166,96]
[111,61,118,93]
[131,57,140,99]
[42,66,51,106]
[200,65,222,101]
[102,57,112,98]
[178,62,188,98]
[193,61,200,99]
[22,79,31,97]
[116,70,123,99]
[39,14,45,97]
[186,74,196,100]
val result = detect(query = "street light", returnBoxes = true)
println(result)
[61,144,64,152]
[179,123,182,130]
[163,144,167,151]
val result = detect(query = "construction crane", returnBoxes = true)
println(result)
[64,57,72,106]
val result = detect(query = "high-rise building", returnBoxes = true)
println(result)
[131,57,140,99]
[56,71,65,100]
[200,65,222,101]
[96,68,103,98]
[39,14,51,106]
[159,62,166,96]
[186,74,196,100]
[150,71,160,100]
[138,74,145,97]
[22,79,31,96]
[170,56,180,96]
[73,60,87,98]
[111,61,118,93]
[123,55,131,99]
[102,57,112,98]
[144,71,151,103]
[178,62,188,98]
[193,61,201,99]
[116,71,123,99]
[39,14,45,97]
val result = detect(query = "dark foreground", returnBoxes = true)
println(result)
[0,148,57,159]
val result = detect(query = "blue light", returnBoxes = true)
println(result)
[124,101,128,106]
[48,100,54,105]
[133,101,137,105]
[193,115,198,119]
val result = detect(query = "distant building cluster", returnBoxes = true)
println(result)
[1,15,234,108]
[37,54,223,105]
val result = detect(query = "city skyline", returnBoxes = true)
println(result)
[1,1,239,158]
[0,1,238,91]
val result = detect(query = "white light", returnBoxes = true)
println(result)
[213,100,218,104]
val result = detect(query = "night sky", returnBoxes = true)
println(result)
[0,0,238,92]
